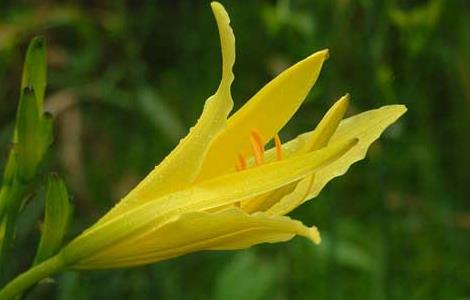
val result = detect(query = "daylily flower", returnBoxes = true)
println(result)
[63,2,406,269]
[51,2,406,270]
[0,3,407,299]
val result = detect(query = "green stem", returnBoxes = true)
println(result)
[0,255,65,300]
[0,185,11,222]
[0,180,27,284]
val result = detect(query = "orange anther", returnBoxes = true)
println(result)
[274,134,283,161]
[250,129,264,166]
[235,153,247,171]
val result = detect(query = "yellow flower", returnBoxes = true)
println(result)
[59,2,406,269]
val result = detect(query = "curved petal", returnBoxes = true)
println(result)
[94,2,236,227]
[267,104,407,215]
[60,138,356,265]
[72,208,319,269]
[196,49,330,181]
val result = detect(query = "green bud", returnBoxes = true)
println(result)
[16,87,53,181]
[21,36,47,108]
[34,174,73,265]
[13,36,53,181]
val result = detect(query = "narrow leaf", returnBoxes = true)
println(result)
[34,174,72,265]
[21,36,47,108]
[16,87,41,180]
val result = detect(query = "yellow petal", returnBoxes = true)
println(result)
[241,94,349,213]
[301,94,349,152]
[240,189,281,214]
[264,176,315,216]
[60,138,356,265]
[267,104,407,215]
[94,2,235,227]
[196,49,330,181]
[73,208,319,269]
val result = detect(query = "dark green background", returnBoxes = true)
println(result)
[1,0,469,299]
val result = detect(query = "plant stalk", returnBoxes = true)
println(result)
[0,255,65,300]
[0,180,28,284]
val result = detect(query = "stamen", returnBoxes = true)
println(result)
[274,134,283,161]
[235,153,247,171]
[250,129,264,166]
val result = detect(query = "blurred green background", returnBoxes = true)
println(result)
[1,0,469,299]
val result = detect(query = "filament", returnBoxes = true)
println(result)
[250,129,264,166]
[235,153,247,171]
[274,133,283,161]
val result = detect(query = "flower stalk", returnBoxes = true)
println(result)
[0,255,65,300]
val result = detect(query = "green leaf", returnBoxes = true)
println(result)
[34,174,72,265]
[21,36,47,109]
[2,148,18,187]
[16,87,41,180]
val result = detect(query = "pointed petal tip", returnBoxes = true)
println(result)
[210,0,235,91]
[319,49,329,60]
[394,105,407,121]
[306,49,329,62]
[210,1,231,28]
[335,93,350,109]
[210,2,227,15]
[211,1,232,30]
[292,49,329,75]
[307,226,321,244]
[383,104,408,118]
